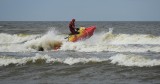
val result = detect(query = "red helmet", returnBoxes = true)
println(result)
[72,19,75,22]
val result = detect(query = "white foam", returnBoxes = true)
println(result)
[1,53,160,67]
[0,54,108,66]
[0,33,38,44]
[0,54,52,66]
[105,34,160,45]
[109,54,160,67]
[60,30,160,52]
[63,57,107,65]
[0,29,64,52]
[0,44,35,52]
[1,28,160,53]
[25,29,64,51]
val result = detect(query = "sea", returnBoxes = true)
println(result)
[0,21,160,84]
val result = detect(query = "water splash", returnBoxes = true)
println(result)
[25,29,63,51]
[1,28,160,52]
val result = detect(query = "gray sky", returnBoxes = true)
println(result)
[0,0,160,21]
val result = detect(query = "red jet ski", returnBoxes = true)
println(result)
[68,26,96,42]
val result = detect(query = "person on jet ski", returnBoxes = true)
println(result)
[69,19,79,35]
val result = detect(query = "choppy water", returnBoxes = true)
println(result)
[0,21,160,84]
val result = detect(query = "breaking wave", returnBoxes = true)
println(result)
[109,54,160,67]
[0,33,38,44]
[0,54,108,66]
[24,29,63,51]
[0,28,160,52]
[1,53,160,67]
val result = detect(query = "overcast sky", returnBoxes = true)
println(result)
[0,0,160,21]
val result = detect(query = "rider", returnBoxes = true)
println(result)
[69,19,79,35]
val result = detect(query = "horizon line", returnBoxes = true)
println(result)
[0,20,160,22]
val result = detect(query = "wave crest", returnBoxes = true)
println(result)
[109,54,160,67]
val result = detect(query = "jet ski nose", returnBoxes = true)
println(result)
[86,26,96,31]
[92,26,96,30]
[89,26,96,32]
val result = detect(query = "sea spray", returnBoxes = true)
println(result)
[60,29,160,52]
[1,28,160,52]
[25,29,63,51]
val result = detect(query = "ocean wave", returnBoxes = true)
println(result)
[1,53,160,67]
[60,29,160,52]
[24,30,63,51]
[0,33,39,44]
[109,54,160,67]
[0,54,108,66]
[0,28,160,52]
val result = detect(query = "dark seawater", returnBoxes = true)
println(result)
[0,21,160,84]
